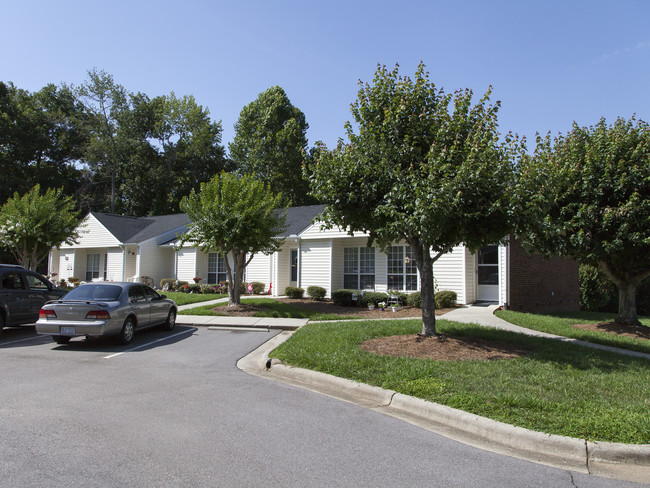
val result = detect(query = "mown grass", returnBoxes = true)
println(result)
[178,298,353,320]
[495,310,650,355]
[164,292,227,306]
[271,319,650,444]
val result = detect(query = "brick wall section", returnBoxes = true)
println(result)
[508,237,580,313]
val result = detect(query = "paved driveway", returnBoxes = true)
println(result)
[0,326,643,488]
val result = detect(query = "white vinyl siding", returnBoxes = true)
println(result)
[433,245,467,304]
[299,241,332,297]
[246,253,271,288]
[464,247,476,304]
[176,248,197,282]
[60,214,120,248]
[106,249,124,281]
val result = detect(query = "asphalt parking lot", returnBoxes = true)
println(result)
[0,325,644,488]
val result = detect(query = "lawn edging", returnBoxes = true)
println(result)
[237,330,650,484]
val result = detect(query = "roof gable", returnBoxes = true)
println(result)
[279,204,325,237]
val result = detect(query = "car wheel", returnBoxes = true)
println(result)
[162,309,176,331]
[119,318,136,345]
[53,336,71,344]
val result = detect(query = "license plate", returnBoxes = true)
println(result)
[60,326,76,335]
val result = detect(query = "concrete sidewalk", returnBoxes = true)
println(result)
[444,304,650,361]
[175,295,307,331]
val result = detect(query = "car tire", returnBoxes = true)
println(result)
[53,336,71,344]
[162,309,176,331]
[119,317,136,345]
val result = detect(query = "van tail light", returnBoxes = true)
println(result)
[86,310,111,320]
[39,309,57,319]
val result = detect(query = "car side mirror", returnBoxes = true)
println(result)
[160,295,167,300]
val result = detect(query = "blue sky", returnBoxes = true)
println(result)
[2,0,649,151]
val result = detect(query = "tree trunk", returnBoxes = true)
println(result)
[616,282,639,326]
[412,242,437,336]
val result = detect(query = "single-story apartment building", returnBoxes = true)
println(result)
[48,205,579,312]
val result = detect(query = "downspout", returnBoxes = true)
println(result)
[297,237,301,289]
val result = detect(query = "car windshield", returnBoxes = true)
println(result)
[63,284,122,301]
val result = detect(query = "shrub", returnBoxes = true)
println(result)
[359,291,388,307]
[160,278,177,290]
[331,289,361,307]
[285,286,305,299]
[435,290,457,308]
[251,282,266,294]
[218,281,229,293]
[178,282,190,293]
[188,284,201,293]
[407,291,422,308]
[307,286,327,300]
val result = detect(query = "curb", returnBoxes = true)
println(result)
[237,331,650,485]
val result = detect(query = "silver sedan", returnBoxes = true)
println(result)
[36,282,177,345]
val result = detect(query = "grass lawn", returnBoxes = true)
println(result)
[271,319,650,444]
[178,298,351,320]
[164,291,226,306]
[495,309,650,355]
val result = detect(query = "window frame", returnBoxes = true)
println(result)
[207,253,227,284]
[343,247,375,290]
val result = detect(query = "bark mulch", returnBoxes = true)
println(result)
[570,321,650,340]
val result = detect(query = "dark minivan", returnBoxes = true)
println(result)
[0,265,68,335]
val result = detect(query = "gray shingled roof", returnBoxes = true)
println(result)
[279,204,325,237]
[91,212,189,244]
[91,205,325,245]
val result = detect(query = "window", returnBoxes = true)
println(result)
[128,285,147,303]
[86,253,100,281]
[290,249,298,282]
[343,247,375,290]
[478,246,499,285]
[25,273,49,290]
[1,273,24,290]
[208,253,227,284]
[387,246,418,291]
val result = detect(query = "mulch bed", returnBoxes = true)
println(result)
[212,298,454,319]
[360,334,534,361]
[570,321,650,340]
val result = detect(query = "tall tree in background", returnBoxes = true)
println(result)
[517,116,650,326]
[77,70,228,216]
[0,81,85,204]
[77,68,129,214]
[309,63,520,336]
[229,86,312,206]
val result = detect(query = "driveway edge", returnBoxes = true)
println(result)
[237,330,650,484]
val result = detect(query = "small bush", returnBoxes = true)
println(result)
[332,289,361,307]
[360,291,388,307]
[218,281,229,293]
[407,291,422,308]
[251,282,266,294]
[307,286,327,300]
[160,278,177,290]
[285,286,305,299]
[188,284,201,293]
[435,290,457,308]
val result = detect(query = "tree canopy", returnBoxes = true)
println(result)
[229,86,312,206]
[517,116,650,325]
[0,185,82,270]
[309,63,521,335]
[178,172,287,306]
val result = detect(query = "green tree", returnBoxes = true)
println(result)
[309,63,520,336]
[178,173,287,306]
[0,81,85,204]
[517,116,650,325]
[77,68,129,214]
[0,185,82,270]
[229,86,311,205]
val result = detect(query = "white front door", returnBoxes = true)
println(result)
[477,246,499,302]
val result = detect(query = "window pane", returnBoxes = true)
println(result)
[344,248,358,274]
[406,275,418,291]
[387,274,403,290]
[387,246,403,275]
[360,274,375,290]
[359,247,375,274]
[478,246,498,265]
[26,275,48,290]
[344,275,359,289]
[478,266,499,285]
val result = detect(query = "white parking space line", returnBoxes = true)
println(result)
[104,329,195,359]
[0,335,49,346]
